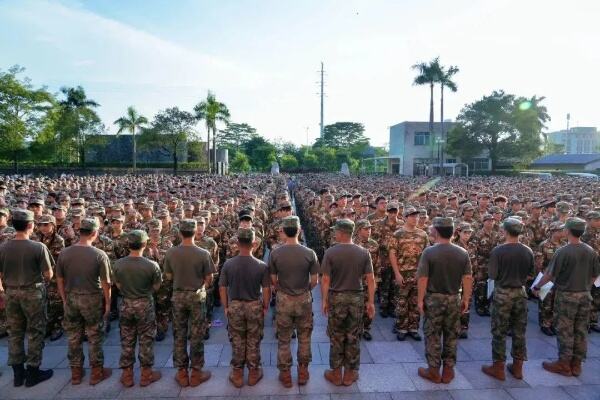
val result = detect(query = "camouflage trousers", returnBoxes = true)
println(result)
[327,291,363,370]
[205,274,218,324]
[474,265,490,314]
[46,278,63,333]
[276,291,313,371]
[393,270,420,333]
[491,287,528,362]
[64,292,105,367]
[228,300,265,369]
[362,279,373,332]
[119,297,156,368]
[423,293,461,368]
[154,278,172,335]
[554,291,591,361]
[379,264,396,312]
[172,290,207,369]
[589,286,600,328]
[538,288,556,329]
[460,293,470,332]
[5,285,47,367]
[0,308,7,336]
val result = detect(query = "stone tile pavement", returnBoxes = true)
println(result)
[0,286,598,399]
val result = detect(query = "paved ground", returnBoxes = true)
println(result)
[0,287,599,400]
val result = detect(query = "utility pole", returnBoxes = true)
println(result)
[320,62,325,138]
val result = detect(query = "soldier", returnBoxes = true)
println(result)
[453,222,477,338]
[0,207,15,339]
[194,216,219,340]
[56,218,113,386]
[164,219,215,387]
[388,207,428,341]
[113,230,162,387]
[354,219,379,341]
[367,196,388,223]
[35,214,66,341]
[269,216,319,388]
[482,218,534,381]
[472,214,498,316]
[534,221,565,336]
[220,228,271,388]
[581,211,600,333]
[321,219,375,386]
[0,209,54,387]
[417,217,472,384]
[534,217,600,377]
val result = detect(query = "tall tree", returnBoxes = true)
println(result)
[193,91,230,173]
[217,122,257,155]
[114,106,148,173]
[313,122,369,158]
[412,57,442,160]
[438,63,459,167]
[0,65,54,171]
[243,136,277,172]
[56,86,102,166]
[139,107,197,174]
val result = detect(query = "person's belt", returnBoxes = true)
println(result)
[5,283,40,289]
[69,291,102,295]
[278,291,311,297]
[230,299,260,303]
[173,288,204,292]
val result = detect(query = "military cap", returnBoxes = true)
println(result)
[447,194,457,200]
[0,182,6,189]
[196,216,206,224]
[237,227,255,241]
[542,200,556,208]
[71,198,84,206]
[387,202,400,211]
[282,216,300,229]
[323,194,334,201]
[0,208,9,217]
[147,218,162,230]
[462,202,475,211]
[479,192,492,199]
[208,205,220,214]
[128,229,149,246]
[432,217,454,228]
[494,195,508,203]
[438,193,448,199]
[80,218,99,231]
[490,206,503,214]
[403,207,419,217]
[482,213,494,222]
[278,201,292,210]
[355,219,372,230]
[586,211,600,220]
[38,215,56,225]
[531,201,542,209]
[515,210,528,218]
[29,197,45,206]
[580,197,593,205]
[548,221,565,231]
[179,218,197,232]
[501,217,524,234]
[69,208,85,217]
[456,222,473,232]
[52,204,67,212]
[556,201,570,213]
[111,215,125,222]
[239,212,253,222]
[418,208,428,216]
[198,210,211,218]
[510,197,522,205]
[156,209,170,218]
[332,218,355,234]
[12,208,34,222]
[564,217,586,231]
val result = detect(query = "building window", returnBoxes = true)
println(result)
[468,158,489,171]
[414,132,430,146]
[446,158,456,164]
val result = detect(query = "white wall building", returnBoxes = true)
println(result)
[547,127,599,154]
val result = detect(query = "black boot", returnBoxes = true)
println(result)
[25,365,54,387]
[12,364,25,387]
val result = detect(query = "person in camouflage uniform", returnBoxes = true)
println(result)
[534,221,565,336]
[34,215,66,341]
[581,210,600,332]
[472,214,498,316]
[453,222,477,338]
[194,216,219,339]
[144,218,173,341]
[388,207,428,341]
[113,230,162,387]
[0,207,16,339]
[354,219,379,341]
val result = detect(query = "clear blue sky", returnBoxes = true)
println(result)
[2,0,599,146]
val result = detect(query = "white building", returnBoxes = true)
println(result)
[547,127,599,154]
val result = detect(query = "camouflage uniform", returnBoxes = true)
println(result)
[119,297,157,368]
[373,216,402,314]
[455,238,477,333]
[172,290,208,369]
[491,287,528,362]
[0,225,16,337]
[355,236,379,334]
[472,229,498,315]
[195,234,219,328]
[388,227,428,333]
[327,292,363,370]
[581,226,600,329]
[64,292,106,367]
[38,232,65,335]
[228,300,264,369]
[144,237,173,335]
[554,291,592,361]
[534,238,562,329]
[423,293,461,368]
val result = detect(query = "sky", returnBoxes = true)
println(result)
[1,0,599,147]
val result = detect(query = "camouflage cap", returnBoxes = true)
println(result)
[332,218,355,234]
[38,214,56,225]
[278,201,292,210]
[556,201,571,213]
[531,201,542,209]
[71,198,85,206]
[490,206,503,214]
[586,210,600,220]
[501,217,524,234]
[238,212,253,222]
[237,227,255,241]
[156,209,170,218]
[80,218,99,231]
[29,197,45,206]
[564,217,586,231]
[482,213,494,222]
[456,222,473,232]
[462,202,475,211]
[0,207,9,217]
[403,207,419,217]
[548,221,565,231]
[52,204,67,212]
[111,214,125,222]
[179,218,197,232]
[418,208,428,216]
[12,208,34,222]
[282,216,300,229]
[387,201,400,211]
[70,208,85,218]
[128,229,149,246]
[432,217,454,228]
[147,218,162,230]
[196,216,206,224]
[355,219,372,230]
[199,210,211,218]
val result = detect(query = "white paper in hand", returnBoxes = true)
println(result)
[531,272,553,301]
[594,275,600,288]
[487,279,494,299]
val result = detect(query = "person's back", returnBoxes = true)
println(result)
[321,243,371,292]
[57,245,110,293]
[222,255,268,301]
[113,256,161,299]
[269,244,318,296]
[548,243,598,292]
[0,239,51,287]
[489,242,534,288]
[164,245,214,292]
[420,243,470,295]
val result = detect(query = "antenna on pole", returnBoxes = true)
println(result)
[320,62,325,138]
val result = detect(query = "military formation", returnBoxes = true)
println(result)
[0,173,598,391]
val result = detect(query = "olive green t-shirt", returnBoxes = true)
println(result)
[547,243,600,292]
[417,243,471,295]
[0,239,53,286]
[488,243,535,288]
[268,244,320,295]
[113,256,162,299]
[219,255,270,301]
[163,245,216,290]
[321,243,373,292]
[56,245,112,293]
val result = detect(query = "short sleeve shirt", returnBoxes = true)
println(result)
[547,243,600,292]
[163,245,216,290]
[321,243,373,292]
[56,245,112,293]
[268,244,319,295]
[417,243,471,294]
[0,240,53,286]
[113,256,162,299]
[219,255,270,301]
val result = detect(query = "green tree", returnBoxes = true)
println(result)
[313,122,369,158]
[114,106,148,172]
[140,107,197,174]
[0,65,54,170]
[438,63,459,166]
[412,57,442,158]
[230,151,250,172]
[56,86,102,166]
[279,153,298,171]
[243,136,276,172]
[217,122,257,156]
[194,91,230,174]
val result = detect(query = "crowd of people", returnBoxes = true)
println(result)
[0,173,598,391]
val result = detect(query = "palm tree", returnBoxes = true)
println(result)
[59,86,100,166]
[438,64,459,168]
[194,91,230,173]
[114,106,148,173]
[411,58,442,163]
